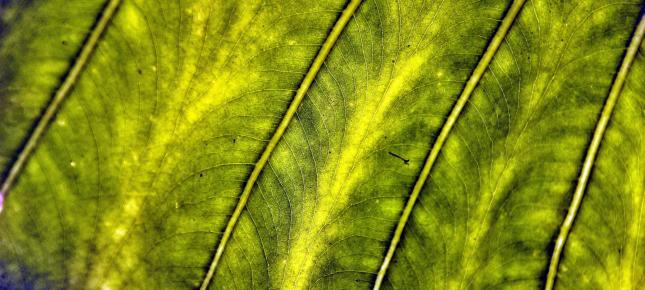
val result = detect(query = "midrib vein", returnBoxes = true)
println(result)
[0,0,122,211]
[544,13,645,290]
[372,0,526,288]
[198,0,363,288]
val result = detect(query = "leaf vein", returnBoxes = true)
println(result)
[0,0,122,210]
[197,0,364,288]
[544,12,645,290]
[372,1,527,288]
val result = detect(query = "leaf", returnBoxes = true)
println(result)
[0,0,643,289]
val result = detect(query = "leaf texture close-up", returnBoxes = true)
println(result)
[0,0,643,289]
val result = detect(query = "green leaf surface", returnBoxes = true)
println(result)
[0,0,643,289]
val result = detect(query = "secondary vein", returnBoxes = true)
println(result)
[0,0,122,213]
[198,0,363,288]
[372,1,526,288]
[544,12,645,290]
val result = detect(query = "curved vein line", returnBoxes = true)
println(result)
[372,1,526,288]
[198,0,363,288]
[0,0,122,212]
[544,12,645,290]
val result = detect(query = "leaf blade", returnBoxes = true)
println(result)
[211,1,518,288]
[382,1,644,288]
[545,13,645,290]
[198,0,364,288]
[0,0,121,207]
[373,1,527,287]
[0,0,643,289]
[0,0,356,288]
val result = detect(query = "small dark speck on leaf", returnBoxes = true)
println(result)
[388,151,409,165]
[233,138,236,143]
[199,173,203,177]
[61,40,67,45]
[137,68,143,75]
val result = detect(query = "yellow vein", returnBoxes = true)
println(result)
[198,0,363,288]
[372,0,526,288]
[0,0,122,211]
[544,13,645,290]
